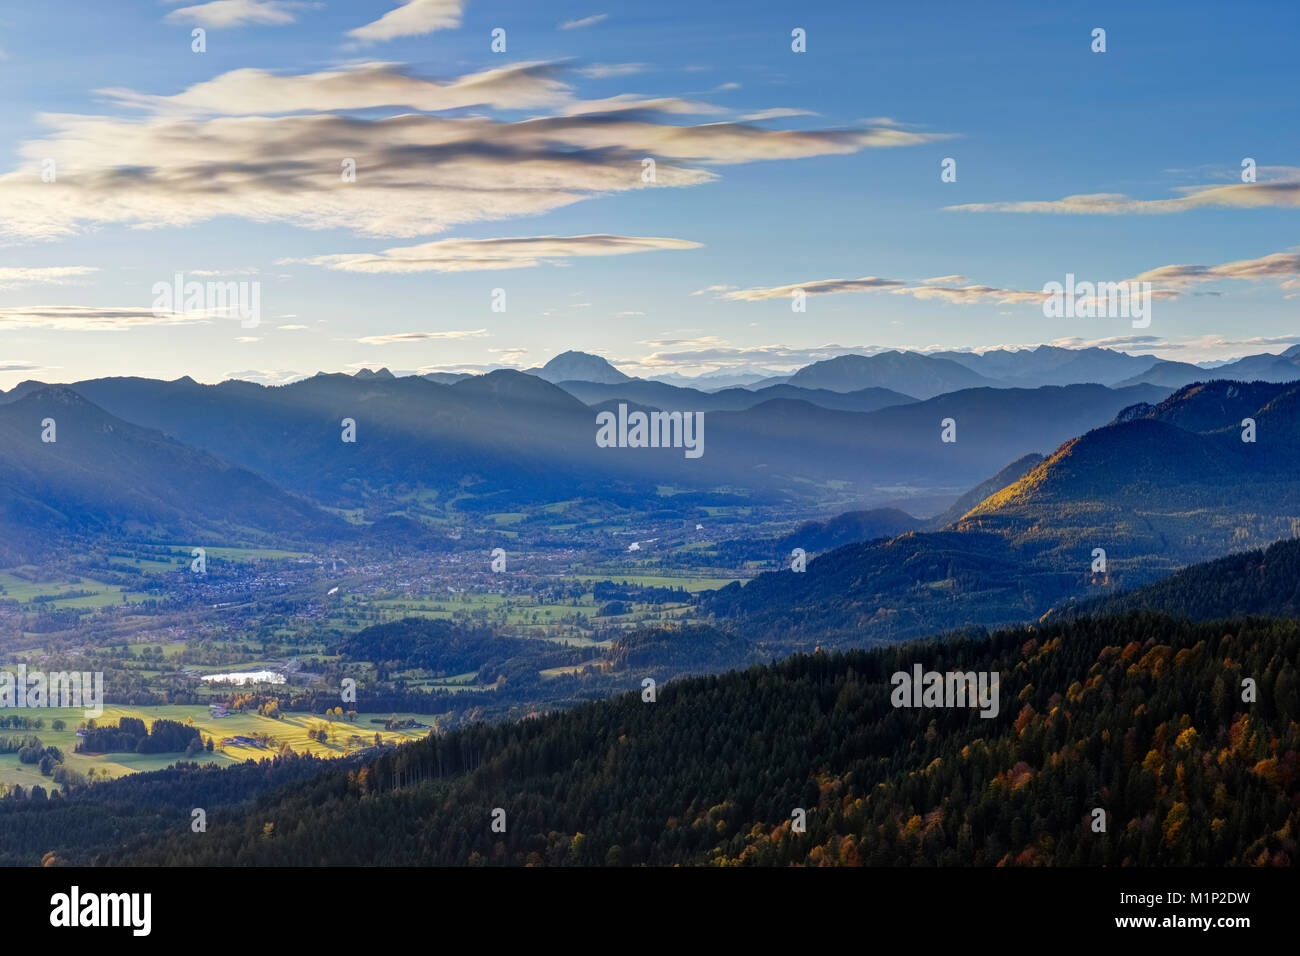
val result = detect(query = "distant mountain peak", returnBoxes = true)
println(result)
[17,384,93,408]
[530,350,632,385]
[353,367,396,380]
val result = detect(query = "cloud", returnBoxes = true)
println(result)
[165,0,309,28]
[0,306,208,331]
[560,14,608,30]
[348,0,464,42]
[717,268,1186,308]
[415,362,502,374]
[889,283,1050,305]
[911,249,1300,306]
[717,275,1065,306]
[1,63,945,243]
[738,108,819,121]
[0,266,98,290]
[723,276,905,301]
[577,63,647,79]
[554,94,723,116]
[618,342,885,373]
[222,368,308,384]
[99,61,573,115]
[0,361,44,372]
[1130,251,1300,287]
[637,335,727,348]
[291,234,700,273]
[948,167,1300,215]
[357,328,488,344]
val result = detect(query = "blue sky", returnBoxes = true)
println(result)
[1,0,1297,387]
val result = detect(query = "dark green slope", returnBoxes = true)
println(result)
[107,612,1300,867]
[1052,536,1300,623]
[701,530,1078,647]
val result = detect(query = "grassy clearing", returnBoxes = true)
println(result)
[0,572,147,607]
[569,572,745,592]
[0,705,440,789]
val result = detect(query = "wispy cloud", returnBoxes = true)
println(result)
[222,368,308,385]
[348,0,464,42]
[165,0,311,29]
[357,329,488,344]
[0,266,98,290]
[560,13,608,30]
[889,283,1051,305]
[291,234,700,273]
[716,271,1185,307]
[0,306,207,331]
[98,61,572,115]
[948,167,1300,215]
[738,108,819,121]
[618,342,882,373]
[1131,250,1300,288]
[577,63,647,79]
[637,335,727,348]
[721,276,904,300]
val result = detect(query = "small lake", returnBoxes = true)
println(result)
[200,669,286,685]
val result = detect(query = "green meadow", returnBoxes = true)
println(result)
[0,572,147,608]
[0,705,441,790]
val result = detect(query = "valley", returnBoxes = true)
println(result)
[1,347,1297,871]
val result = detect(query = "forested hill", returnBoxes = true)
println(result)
[114,611,1299,867]
[1053,537,1300,623]
[698,530,1078,647]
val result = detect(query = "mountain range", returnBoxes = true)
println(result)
[520,344,1299,396]
[1115,344,1300,390]
[703,379,1300,647]
[1,368,1171,518]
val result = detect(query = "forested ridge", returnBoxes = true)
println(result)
[112,611,1298,866]
[1053,537,1300,622]
[0,754,349,865]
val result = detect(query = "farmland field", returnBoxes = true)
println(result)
[0,705,442,789]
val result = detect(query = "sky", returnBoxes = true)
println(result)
[0,0,1298,388]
